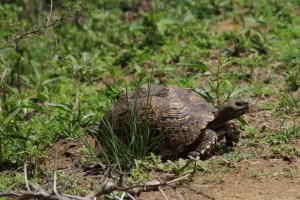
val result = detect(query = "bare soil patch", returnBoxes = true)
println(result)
[294,8,300,16]
[45,136,94,170]
[139,157,300,200]
[209,18,242,33]
[195,157,300,200]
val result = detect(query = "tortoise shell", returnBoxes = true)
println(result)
[108,84,217,155]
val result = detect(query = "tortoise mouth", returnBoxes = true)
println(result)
[233,101,249,116]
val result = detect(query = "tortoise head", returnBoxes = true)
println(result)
[207,100,249,130]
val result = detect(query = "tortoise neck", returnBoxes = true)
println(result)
[207,110,232,130]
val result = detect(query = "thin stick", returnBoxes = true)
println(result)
[0,14,67,48]
[23,163,31,191]
[176,185,215,200]
[158,186,168,200]
[28,183,40,191]
[113,174,189,193]
[46,0,53,26]
[72,74,81,111]
[53,152,59,196]
[175,189,185,200]
[120,192,126,200]
[0,54,8,112]
[51,153,67,200]
[61,193,84,200]
[167,174,190,185]
[0,54,8,83]
[112,194,121,200]
[126,193,136,200]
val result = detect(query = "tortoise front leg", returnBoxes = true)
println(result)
[216,121,241,147]
[188,129,218,160]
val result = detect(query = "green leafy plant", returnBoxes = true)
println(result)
[277,93,300,114]
[166,158,196,179]
[261,127,300,159]
[180,55,247,107]
[263,127,300,146]
[284,59,300,91]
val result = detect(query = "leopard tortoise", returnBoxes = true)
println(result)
[96,84,249,159]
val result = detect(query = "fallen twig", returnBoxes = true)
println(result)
[0,153,214,200]
[0,173,197,200]
[175,189,185,200]
[158,186,168,200]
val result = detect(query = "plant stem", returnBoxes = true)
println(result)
[216,56,221,108]
[0,54,9,111]
[73,73,81,112]
[15,41,22,93]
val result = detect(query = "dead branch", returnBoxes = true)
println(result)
[0,172,216,200]
[85,173,192,198]
[0,154,214,200]
[0,173,193,200]
[0,190,68,200]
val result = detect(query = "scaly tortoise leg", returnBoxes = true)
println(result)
[188,129,218,160]
[216,121,241,147]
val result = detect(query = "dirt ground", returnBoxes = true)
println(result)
[139,148,300,200]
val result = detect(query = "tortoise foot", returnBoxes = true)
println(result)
[188,129,218,160]
[188,151,201,158]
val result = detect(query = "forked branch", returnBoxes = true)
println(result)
[0,14,68,49]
